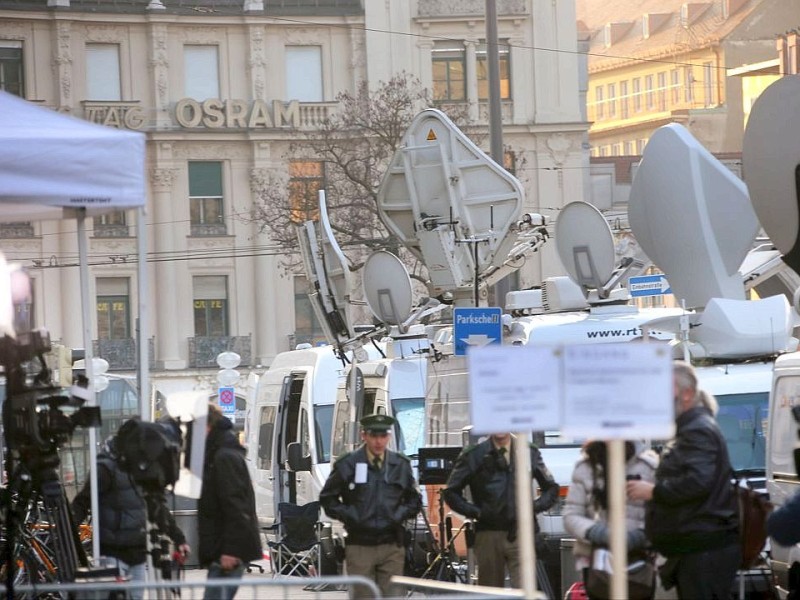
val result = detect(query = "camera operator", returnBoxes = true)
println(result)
[71,430,191,599]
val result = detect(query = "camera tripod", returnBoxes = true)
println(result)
[417,489,470,584]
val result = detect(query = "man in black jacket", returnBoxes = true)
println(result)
[627,361,740,599]
[443,432,559,588]
[199,403,262,600]
[319,414,421,599]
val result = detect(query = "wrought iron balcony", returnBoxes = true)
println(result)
[418,0,526,18]
[188,335,252,368]
[93,338,155,371]
[0,222,35,238]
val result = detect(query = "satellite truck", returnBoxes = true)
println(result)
[247,106,797,592]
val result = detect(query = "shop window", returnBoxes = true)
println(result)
[193,275,228,337]
[96,277,130,340]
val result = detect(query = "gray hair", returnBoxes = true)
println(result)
[673,361,701,408]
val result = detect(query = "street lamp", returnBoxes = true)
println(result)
[216,351,241,386]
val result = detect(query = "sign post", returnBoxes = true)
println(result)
[218,386,236,421]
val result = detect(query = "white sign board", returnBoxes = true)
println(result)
[468,345,561,434]
[562,343,674,439]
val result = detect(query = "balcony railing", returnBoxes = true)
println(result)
[188,335,252,368]
[0,222,35,238]
[190,223,228,237]
[93,338,155,371]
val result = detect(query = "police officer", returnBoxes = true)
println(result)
[443,432,559,588]
[319,414,421,599]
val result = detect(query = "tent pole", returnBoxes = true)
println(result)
[137,207,150,421]
[77,208,101,564]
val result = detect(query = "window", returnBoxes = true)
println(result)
[594,86,604,119]
[637,138,647,154]
[670,69,680,105]
[96,277,130,340]
[684,67,694,103]
[657,72,667,111]
[285,46,322,101]
[703,62,714,107]
[607,83,616,117]
[289,161,324,224]
[14,283,33,333]
[193,275,228,336]
[188,161,225,236]
[184,45,219,100]
[625,140,636,155]
[294,276,325,346]
[619,81,629,118]
[86,44,121,101]
[612,143,622,156]
[632,78,642,112]
[645,75,654,109]
[93,211,128,237]
[256,406,276,470]
[0,41,23,96]
[432,42,466,102]
[476,41,511,100]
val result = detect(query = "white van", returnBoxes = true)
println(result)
[766,353,800,595]
[245,345,375,528]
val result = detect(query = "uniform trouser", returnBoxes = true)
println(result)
[675,543,740,600]
[345,542,405,599]
[474,529,519,588]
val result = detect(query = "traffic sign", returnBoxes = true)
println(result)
[628,274,672,297]
[454,307,502,356]
[218,386,236,419]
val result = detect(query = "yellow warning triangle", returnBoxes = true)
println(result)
[426,129,437,141]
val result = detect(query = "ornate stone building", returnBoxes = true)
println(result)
[0,0,588,397]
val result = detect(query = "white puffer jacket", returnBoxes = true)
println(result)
[563,442,658,567]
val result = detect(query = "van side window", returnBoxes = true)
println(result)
[332,400,350,460]
[257,406,276,469]
[300,408,310,457]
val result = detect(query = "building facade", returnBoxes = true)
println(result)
[577,0,800,157]
[0,0,587,397]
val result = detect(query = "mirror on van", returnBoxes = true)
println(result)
[287,441,312,472]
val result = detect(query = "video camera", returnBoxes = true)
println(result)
[114,417,183,493]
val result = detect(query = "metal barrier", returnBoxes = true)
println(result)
[13,574,378,599]
[390,575,541,599]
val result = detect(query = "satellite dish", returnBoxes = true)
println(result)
[743,75,800,274]
[629,123,756,308]
[376,109,523,295]
[555,201,615,291]
[363,251,413,326]
[295,190,354,345]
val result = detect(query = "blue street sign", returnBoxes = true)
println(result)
[629,274,672,297]
[454,307,502,356]
[218,386,236,419]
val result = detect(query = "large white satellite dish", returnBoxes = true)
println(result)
[555,201,615,292]
[362,250,413,326]
[743,75,800,274]
[376,109,524,295]
[629,123,756,308]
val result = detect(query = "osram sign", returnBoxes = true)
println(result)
[174,98,302,129]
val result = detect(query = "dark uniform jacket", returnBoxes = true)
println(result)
[198,418,262,566]
[443,438,559,534]
[319,446,421,546]
[73,454,148,566]
[645,405,739,556]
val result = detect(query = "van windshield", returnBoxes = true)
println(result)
[392,397,425,457]
[716,392,768,473]
[316,404,334,463]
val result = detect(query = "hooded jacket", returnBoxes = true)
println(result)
[563,441,658,562]
[198,417,262,566]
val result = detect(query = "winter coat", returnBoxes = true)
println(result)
[563,442,658,564]
[319,446,421,546]
[443,437,559,533]
[198,418,262,566]
[72,454,148,566]
[645,406,739,556]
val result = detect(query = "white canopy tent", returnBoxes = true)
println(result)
[0,90,149,564]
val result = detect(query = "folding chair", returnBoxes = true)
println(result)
[266,501,323,578]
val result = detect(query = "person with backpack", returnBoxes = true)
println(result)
[627,361,740,599]
[72,428,190,600]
